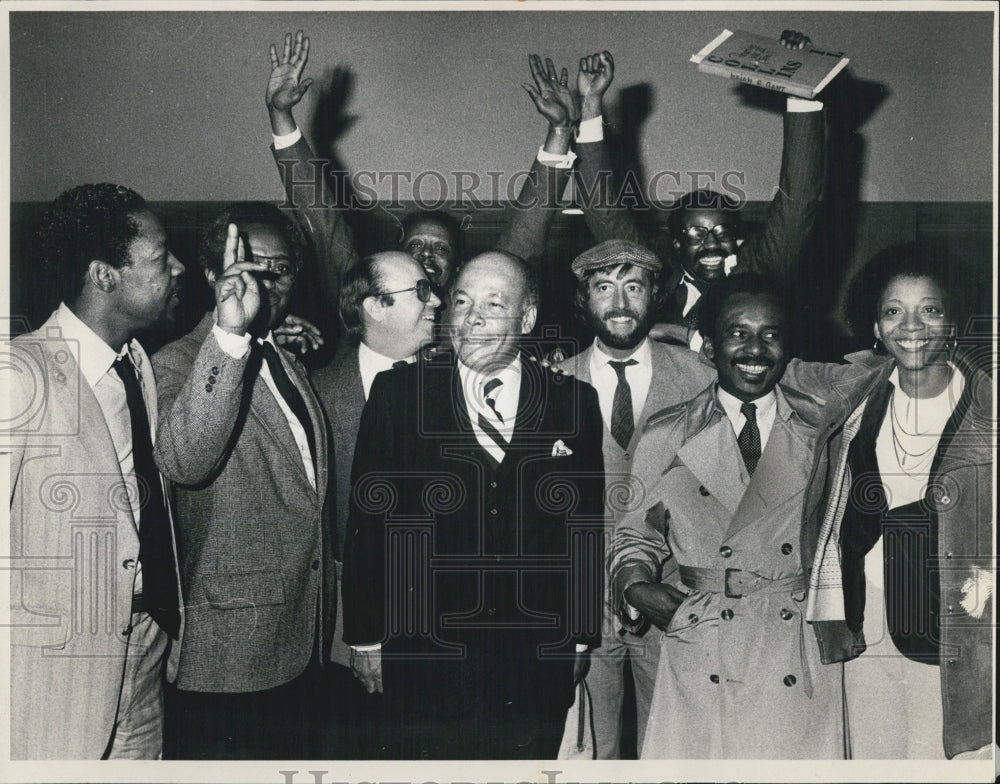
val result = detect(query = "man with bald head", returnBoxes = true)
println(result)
[342,251,605,759]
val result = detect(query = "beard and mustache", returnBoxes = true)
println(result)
[585,306,657,351]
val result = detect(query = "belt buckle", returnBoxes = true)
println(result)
[724,568,744,599]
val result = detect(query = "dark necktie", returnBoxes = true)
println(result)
[259,341,316,470]
[111,354,180,639]
[737,401,762,476]
[608,359,638,450]
[392,359,409,370]
[477,378,508,460]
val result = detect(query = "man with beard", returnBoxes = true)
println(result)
[608,273,847,758]
[554,239,714,758]
[573,31,823,351]
[342,251,605,758]
[152,203,333,759]
[6,183,184,758]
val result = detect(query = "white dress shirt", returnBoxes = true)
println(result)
[716,385,778,454]
[458,356,522,463]
[358,341,413,400]
[588,337,652,433]
[213,325,316,490]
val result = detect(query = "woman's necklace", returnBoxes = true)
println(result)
[889,391,940,475]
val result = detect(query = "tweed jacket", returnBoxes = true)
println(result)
[152,313,334,693]
[6,311,178,758]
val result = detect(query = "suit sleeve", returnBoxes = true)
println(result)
[341,369,397,647]
[152,331,251,486]
[498,158,570,267]
[271,137,361,308]
[735,108,824,280]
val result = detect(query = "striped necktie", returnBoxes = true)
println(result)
[478,378,508,459]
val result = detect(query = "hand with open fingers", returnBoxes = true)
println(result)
[214,224,268,336]
[267,29,314,112]
[779,29,812,50]
[523,54,581,129]
[578,51,614,119]
[350,647,383,694]
[274,313,325,354]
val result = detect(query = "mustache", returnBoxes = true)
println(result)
[603,309,641,321]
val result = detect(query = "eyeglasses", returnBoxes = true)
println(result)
[379,278,435,303]
[682,224,737,245]
[251,254,298,279]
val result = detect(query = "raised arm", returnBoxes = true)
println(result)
[735,30,825,280]
[266,30,360,308]
[497,55,577,266]
[153,226,268,485]
[574,51,652,251]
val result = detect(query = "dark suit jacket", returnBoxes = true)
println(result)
[153,314,335,693]
[342,352,605,727]
[575,109,824,324]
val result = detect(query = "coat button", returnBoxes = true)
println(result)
[719,545,733,558]
[490,508,498,515]
[780,608,793,621]
[781,543,793,555]
[311,559,320,570]
[709,674,720,684]
[208,375,216,385]
[699,486,710,496]
[624,453,631,460]
[55,371,66,383]
[721,609,734,621]
[211,366,220,375]
[939,495,950,505]
[947,659,956,666]
[121,623,133,636]
[490,481,498,489]
[487,608,497,617]
[205,384,213,392]
[783,675,796,686]
[122,558,136,569]
[688,613,699,624]
[945,552,953,559]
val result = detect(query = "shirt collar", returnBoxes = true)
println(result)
[458,355,522,410]
[55,302,129,388]
[716,384,777,423]
[592,336,651,369]
[359,340,411,374]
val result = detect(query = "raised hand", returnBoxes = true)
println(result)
[266,30,314,113]
[779,29,812,50]
[523,54,581,129]
[274,313,325,355]
[214,224,268,335]
[578,50,614,120]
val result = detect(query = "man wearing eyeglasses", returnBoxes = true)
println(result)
[152,202,334,759]
[307,251,441,756]
[574,31,824,351]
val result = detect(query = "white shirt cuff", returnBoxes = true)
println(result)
[575,643,589,653]
[537,146,577,169]
[351,643,381,652]
[212,324,251,359]
[273,127,302,150]
[576,116,605,144]
[786,97,823,113]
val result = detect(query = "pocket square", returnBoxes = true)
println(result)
[552,439,573,457]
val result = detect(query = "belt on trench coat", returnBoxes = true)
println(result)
[678,565,813,698]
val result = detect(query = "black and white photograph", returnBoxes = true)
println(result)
[1,2,996,782]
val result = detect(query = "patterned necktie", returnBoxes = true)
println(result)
[260,341,316,469]
[111,354,180,639]
[608,359,638,450]
[483,377,504,424]
[477,378,508,460]
[737,401,762,476]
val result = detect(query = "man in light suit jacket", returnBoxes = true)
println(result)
[608,274,853,758]
[152,202,333,759]
[573,33,824,351]
[342,252,605,758]
[309,250,440,755]
[5,183,185,758]
[554,239,715,758]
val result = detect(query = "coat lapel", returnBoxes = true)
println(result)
[726,385,821,541]
[675,389,747,516]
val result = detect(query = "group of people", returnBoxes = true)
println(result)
[6,27,992,763]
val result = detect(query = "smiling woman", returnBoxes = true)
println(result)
[831,243,993,759]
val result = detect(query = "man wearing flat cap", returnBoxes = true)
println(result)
[555,239,715,758]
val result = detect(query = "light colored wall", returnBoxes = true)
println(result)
[8,9,993,203]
